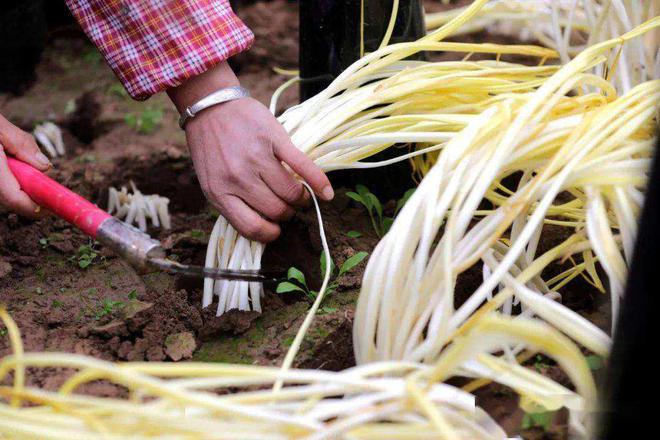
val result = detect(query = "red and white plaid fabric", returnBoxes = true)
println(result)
[65,0,254,100]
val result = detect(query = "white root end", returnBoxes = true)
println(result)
[105,184,171,232]
[33,122,65,158]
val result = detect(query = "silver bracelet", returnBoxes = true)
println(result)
[178,85,250,129]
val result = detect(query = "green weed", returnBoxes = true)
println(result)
[277,251,369,307]
[347,185,415,237]
[125,107,163,134]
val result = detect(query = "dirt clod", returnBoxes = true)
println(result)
[90,321,129,339]
[0,261,12,278]
[164,332,197,361]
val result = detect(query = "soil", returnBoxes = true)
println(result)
[0,1,607,439]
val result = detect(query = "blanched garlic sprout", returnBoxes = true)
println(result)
[107,183,171,232]
[33,121,65,158]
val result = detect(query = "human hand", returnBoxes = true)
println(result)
[168,62,333,242]
[0,114,51,218]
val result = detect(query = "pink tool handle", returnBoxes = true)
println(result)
[7,157,111,238]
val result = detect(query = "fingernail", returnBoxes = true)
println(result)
[35,152,51,167]
[322,185,334,201]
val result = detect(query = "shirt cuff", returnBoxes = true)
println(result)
[66,0,254,100]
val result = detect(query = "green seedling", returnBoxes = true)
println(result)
[107,83,129,98]
[94,298,125,320]
[277,251,369,305]
[346,230,362,238]
[395,188,416,214]
[276,267,311,297]
[347,185,415,237]
[125,107,163,134]
[586,354,604,370]
[346,184,389,237]
[533,354,550,372]
[71,243,99,269]
[190,229,205,239]
[52,300,64,309]
[521,410,555,432]
[83,48,102,64]
[127,290,138,300]
[317,306,338,315]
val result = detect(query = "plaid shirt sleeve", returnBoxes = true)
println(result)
[65,0,254,100]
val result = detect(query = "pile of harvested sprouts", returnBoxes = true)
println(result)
[107,183,171,232]
[1,1,658,439]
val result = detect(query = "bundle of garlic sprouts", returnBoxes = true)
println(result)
[1,307,595,439]
[426,0,660,94]
[354,16,658,374]
[107,183,171,232]
[203,216,264,313]
[205,0,560,316]
[32,122,65,158]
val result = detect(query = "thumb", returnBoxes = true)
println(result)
[0,115,51,171]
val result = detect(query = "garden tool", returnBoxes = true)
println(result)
[6,157,284,283]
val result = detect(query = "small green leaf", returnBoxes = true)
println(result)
[382,217,394,235]
[124,113,137,128]
[521,411,554,431]
[190,229,205,239]
[276,281,305,294]
[83,49,102,64]
[125,107,163,134]
[356,184,370,198]
[287,267,306,286]
[127,290,138,300]
[320,252,335,277]
[586,355,603,370]
[107,83,128,98]
[339,251,369,276]
[395,188,415,214]
[346,191,366,206]
[366,193,382,218]
[346,230,362,238]
[140,108,163,133]
[79,259,92,269]
[356,185,374,211]
[317,306,338,315]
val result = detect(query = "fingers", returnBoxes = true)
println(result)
[219,194,281,242]
[242,180,295,222]
[0,148,43,218]
[260,160,310,208]
[0,114,51,171]
[272,135,334,202]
